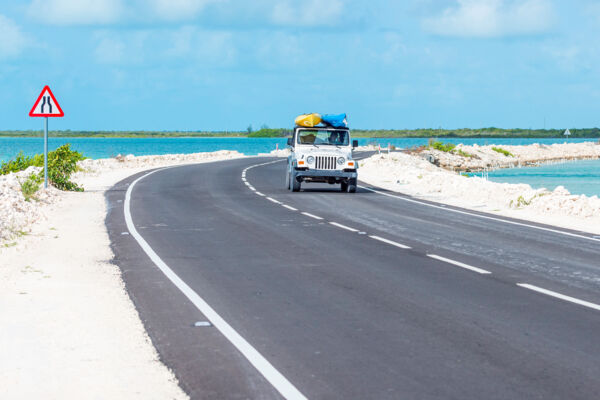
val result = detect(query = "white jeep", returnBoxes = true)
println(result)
[286,126,358,193]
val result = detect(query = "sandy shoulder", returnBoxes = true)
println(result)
[0,150,246,399]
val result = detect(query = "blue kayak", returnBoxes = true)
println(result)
[320,113,348,128]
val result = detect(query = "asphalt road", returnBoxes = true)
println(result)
[106,155,600,399]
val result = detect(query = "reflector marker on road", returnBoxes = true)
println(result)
[427,254,491,274]
[368,235,411,249]
[517,284,600,311]
[329,222,359,232]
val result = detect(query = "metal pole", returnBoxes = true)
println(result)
[44,117,48,188]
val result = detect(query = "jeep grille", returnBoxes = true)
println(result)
[315,156,337,170]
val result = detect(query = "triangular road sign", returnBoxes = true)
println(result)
[29,85,64,117]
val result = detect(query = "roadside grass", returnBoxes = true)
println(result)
[19,173,43,201]
[491,147,514,157]
[428,139,456,152]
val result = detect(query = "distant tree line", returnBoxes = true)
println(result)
[1,127,599,138]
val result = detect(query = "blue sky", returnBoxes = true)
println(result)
[0,0,599,131]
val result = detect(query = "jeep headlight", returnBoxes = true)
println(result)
[337,157,345,165]
[306,156,314,164]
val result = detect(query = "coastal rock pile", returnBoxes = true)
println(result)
[359,152,600,230]
[77,150,245,174]
[1,150,246,245]
[0,167,61,243]
[422,141,600,172]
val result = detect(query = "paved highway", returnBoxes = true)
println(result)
[106,155,600,399]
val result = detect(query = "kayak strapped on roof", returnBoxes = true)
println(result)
[320,113,348,128]
[295,113,322,127]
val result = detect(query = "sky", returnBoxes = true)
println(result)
[0,0,599,131]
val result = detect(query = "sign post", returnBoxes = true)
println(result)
[28,85,64,188]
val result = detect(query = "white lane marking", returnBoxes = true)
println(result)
[125,168,307,400]
[359,186,600,243]
[282,204,298,211]
[249,187,256,191]
[301,212,323,220]
[368,235,411,249]
[255,192,266,196]
[267,197,281,204]
[329,222,359,232]
[244,182,250,186]
[242,178,247,182]
[517,284,600,311]
[427,254,491,275]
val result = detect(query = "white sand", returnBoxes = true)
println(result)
[359,151,600,235]
[0,150,245,399]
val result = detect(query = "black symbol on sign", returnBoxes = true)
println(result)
[41,96,52,114]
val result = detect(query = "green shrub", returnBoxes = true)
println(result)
[491,147,514,157]
[0,152,36,175]
[455,149,474,158]
[430,141,456,152]
[43,144,85,191]
[19,173,43,201]
[1,144,85,191]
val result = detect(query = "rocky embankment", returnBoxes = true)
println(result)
[421,141,600,172]
[0,150,244,245]
[359,150,600,234]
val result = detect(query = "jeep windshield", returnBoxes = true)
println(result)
[297,129,349,146]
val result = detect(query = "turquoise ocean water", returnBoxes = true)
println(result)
[1,136,598,196]
[484,159,600,197]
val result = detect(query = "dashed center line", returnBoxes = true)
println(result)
[427,254,491,275]
[267,197,281,204]
[255,191,266,197]
[329,222,359,232]
[301,212,323,220]
[368,235,411,249]
[517,284,600,311]
[282,204,298,211]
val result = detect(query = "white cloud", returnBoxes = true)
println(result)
[164,26,236,66]
[0,15,27,58]
[27,0,123,25]
[93,30,149,64]
[422,0,555,38]
[149,0,218,21]
[272,0,344,26]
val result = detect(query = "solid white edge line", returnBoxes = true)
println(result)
[125,168,307,400]
[427,254,491,274]
[517,284,600,311]
[329,222,359,232]
[301,212,323,220]
[282,205,298,211]
[368,235,411,249]
[359,186,600,243]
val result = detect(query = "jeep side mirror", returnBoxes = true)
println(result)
[287,137,293,146]
[352,140,358,148]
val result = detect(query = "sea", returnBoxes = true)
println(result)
[1,136,598,196]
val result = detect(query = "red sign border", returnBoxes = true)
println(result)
[29,85,64,117]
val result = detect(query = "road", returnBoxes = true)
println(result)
[106,155,600,399]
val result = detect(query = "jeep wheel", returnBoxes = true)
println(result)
[291,172,301,192]
[347,178,357,193]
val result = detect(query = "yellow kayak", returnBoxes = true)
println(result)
[295,113,321,127]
